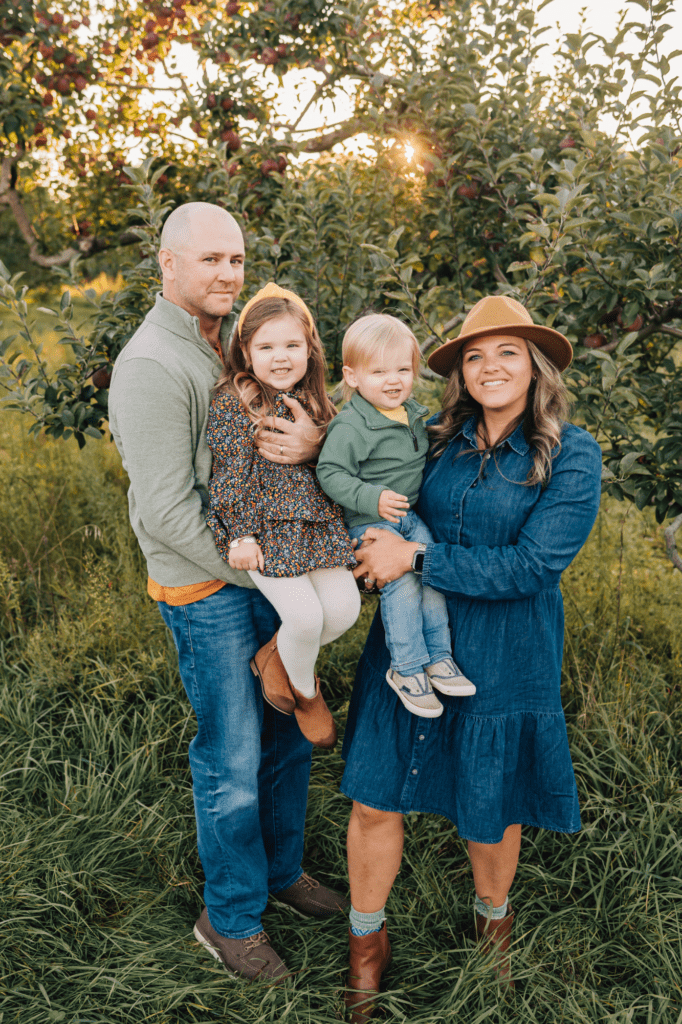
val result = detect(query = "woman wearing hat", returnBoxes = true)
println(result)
[342,296,602,1018]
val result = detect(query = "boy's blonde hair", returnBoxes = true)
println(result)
[342,314,421,401]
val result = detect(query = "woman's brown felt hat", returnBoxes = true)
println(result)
[427,295,573,376]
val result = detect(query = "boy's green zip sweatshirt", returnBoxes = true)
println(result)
[317,391,430,530]
[109,294,255,590]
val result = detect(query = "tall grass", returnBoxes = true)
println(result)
[0,346,681,1021]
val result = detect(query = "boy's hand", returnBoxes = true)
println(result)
[378,490,410,524]
[228,541,265,572]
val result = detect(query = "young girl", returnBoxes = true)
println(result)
[206,282,360,748]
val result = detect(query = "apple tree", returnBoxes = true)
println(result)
[0,0,681,559]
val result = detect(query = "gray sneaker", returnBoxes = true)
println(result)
[386,669,444,718]
[426,658,476,696]
[193,908,290,982]
[273,872,350,919]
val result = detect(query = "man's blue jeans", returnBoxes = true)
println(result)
[158,585,312,939]
[350,511,452,676]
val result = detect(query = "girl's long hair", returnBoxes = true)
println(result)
[428,339,570,487]
[216,296,336,430]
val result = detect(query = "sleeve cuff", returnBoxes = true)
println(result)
[356,483,386,519]
[420,543,435,585]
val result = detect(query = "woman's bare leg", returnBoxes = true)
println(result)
[347,802,404,912]
[467,823,522,906]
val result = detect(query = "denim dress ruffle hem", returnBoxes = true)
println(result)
[340,416,603,843]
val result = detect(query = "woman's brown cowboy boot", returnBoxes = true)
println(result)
[250,632,296,715]
[290,676,337,749]
[345,923,392,1023]
[475,905,515,988]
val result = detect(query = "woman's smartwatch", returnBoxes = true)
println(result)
[411,542,427,574]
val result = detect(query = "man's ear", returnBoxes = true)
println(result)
[342,365,358,389]
[158,248,175,280]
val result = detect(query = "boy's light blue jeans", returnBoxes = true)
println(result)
[158,585,312,939]
[349,510,453,676]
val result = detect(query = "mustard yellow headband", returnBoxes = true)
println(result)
[237,281,315,334]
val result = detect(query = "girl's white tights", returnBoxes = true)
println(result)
[248,566,361,698]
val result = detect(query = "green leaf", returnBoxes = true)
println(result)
[386,226,405,250]
[619,451,645,474]
[507,261,534,272]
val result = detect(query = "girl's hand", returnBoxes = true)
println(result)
[352,528,420,588]
[378,489,410,524]
[228,541,265,572]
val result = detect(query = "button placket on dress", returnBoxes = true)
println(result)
[398,719,434,807]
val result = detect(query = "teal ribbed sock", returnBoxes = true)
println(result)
[474,894,509,920]
[349,904,386,936]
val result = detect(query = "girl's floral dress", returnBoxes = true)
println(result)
[207,389,356,578]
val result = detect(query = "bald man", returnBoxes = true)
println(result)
[109,202,348,983]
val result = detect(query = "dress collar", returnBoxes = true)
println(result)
[458,415,530,456]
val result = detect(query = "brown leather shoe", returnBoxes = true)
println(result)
[291,676,337,748]
[345,924,392,1023]
[193,908,290,982]
[475,904,515,988]
[273,872,349,918]
[250,632,296,715]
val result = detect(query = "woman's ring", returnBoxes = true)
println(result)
[280,445,284,456]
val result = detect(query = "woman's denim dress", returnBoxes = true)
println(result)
[341,417,603,843]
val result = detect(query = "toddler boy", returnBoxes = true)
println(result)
[317,314,475,718]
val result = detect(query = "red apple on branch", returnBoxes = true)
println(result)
[617,312,644,332]
[583,333,607,349]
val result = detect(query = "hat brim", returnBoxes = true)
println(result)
[427,322,573,376]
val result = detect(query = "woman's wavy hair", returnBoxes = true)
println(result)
[428,338,570,487]
[216,296,336,430]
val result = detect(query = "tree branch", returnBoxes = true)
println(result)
[303,119,364,152]
[290,69,337,131]
[419,314,464,355]
[660,324,682,340]
[663,512,682,573]
[0,160,142,267]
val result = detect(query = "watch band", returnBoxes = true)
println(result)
[229,536,257,548]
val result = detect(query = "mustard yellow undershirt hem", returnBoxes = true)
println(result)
[147,577,226,606]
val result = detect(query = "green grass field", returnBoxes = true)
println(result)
[0,312,681,1022]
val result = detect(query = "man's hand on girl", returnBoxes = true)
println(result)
[256,395,325,464]
[229,541,265,571]
[378,489,410,524]
[352,528,419,588]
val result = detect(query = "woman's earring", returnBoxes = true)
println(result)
[462,382,468,392]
